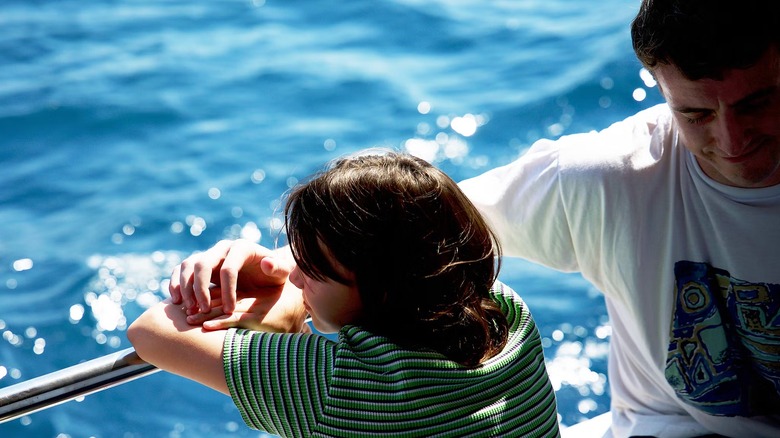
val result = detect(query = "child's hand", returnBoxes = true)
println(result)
[185,281,306,333]
[169,239,295,316]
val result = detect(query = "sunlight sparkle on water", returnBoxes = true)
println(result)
[80,252,182,346]
[545,322,610,403]
[324,138,337,151]
[632,88,647,102]
[442,137,469,163]
[33,338,46,355]
[186,215,207,236]
[404,138,439,162]
[547,123,565,137]
[450,114,478,137]
[251,169,266,184]
[578,398,599,414]
[269,217,284,232]
[4,330,22,346]
[170,221,184,233]
[404,109,490,167]
[639,68,657,88]
[239,221,262,242]
[416,122,432,136]
[13,258,33,272]
[91,294,124,331]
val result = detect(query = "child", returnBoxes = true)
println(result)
[129,151,560,437]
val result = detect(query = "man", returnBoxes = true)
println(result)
[168,1,780,436]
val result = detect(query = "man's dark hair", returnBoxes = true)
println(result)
[631,0,780,80]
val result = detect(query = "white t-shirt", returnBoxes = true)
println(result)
[460,104,780,438]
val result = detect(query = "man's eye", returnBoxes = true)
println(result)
[738,96,771,115]
[681,111,710,125]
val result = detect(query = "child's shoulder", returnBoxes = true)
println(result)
[490,281,527,310]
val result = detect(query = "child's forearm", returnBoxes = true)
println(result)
[128,300,230,395]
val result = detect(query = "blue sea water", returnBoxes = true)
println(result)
[0,0,664,436]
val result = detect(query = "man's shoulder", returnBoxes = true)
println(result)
[625,103,673,137]
[630,102,672,125]
[555,103,674,172]
[569,103,671,147]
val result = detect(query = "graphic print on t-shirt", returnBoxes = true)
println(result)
[666,261,780,416]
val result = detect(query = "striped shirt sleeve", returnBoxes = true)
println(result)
[223,328,337,436]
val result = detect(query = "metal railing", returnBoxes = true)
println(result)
[0,348,158,424]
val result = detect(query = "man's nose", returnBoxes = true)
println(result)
[716,111,751,156]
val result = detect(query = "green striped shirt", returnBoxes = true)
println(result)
[223,282,560,437]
